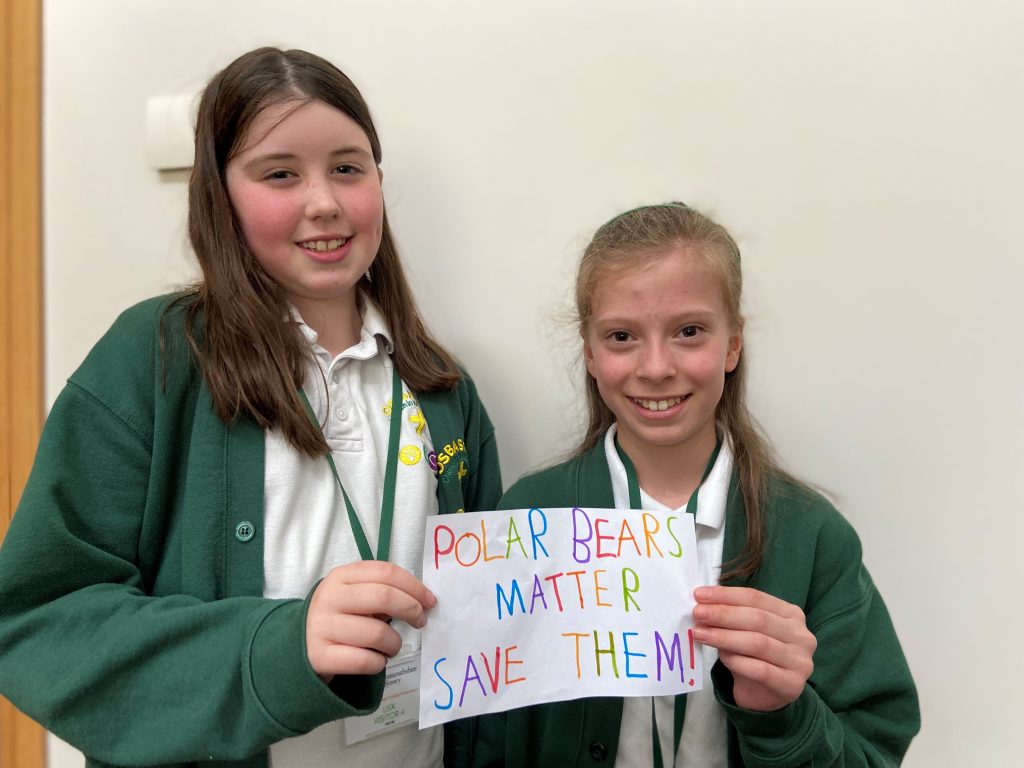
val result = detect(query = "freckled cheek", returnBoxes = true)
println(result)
[233,188,300,248]
[346,192,384,238]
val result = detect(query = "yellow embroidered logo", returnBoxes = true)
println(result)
[383,391,418,416]
[408,409,427,435]
[430,438,467,480]
[399,445,422,466]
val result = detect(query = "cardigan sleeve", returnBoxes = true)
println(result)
[713,495,920,766]
[0,299,383,765]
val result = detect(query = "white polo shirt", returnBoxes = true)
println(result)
[264,299,441,768]
[604,424,730,768]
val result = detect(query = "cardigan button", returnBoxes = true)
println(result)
[234,521,255,542]
[589,741,608,761]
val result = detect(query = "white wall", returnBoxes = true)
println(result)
[43,1,1024,765]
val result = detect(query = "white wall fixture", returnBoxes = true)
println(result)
[144,92,198,171]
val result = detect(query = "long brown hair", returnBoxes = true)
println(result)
[575,202,787,580]
[179,47,460,457]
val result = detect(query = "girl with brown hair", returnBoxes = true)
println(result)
[0,47,500,768]
[471,202,918,767]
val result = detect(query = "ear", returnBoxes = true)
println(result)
[725,321,743,373]
[582,334,597,379]
[377,166,384,184]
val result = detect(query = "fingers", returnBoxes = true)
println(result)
[306,614,403,677]
[691,586,816,711]
[693,586,813,646]
[306,562,436,680]
[318,561,436,628]
[694,586,801,619]
[308,613,404,659]
[332,560,437,607]
[693,602,811,646]
[330,560,437,607]
[318,581,428,629]
[692,614,813,668]
[716,650,810,707]
[311,644,390,677]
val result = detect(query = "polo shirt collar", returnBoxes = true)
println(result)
[290,292,395,359]
[604,423,732,531]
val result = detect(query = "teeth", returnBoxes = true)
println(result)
[300,238,346,251]
[633,396,682,412]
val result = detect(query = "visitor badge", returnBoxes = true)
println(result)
[344,654,421,744]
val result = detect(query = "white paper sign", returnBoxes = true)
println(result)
[419,506,704,728]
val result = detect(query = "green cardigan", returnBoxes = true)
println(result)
[468,444,919,767]
[0,295,503,768]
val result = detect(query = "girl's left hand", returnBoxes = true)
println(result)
[691,586,816,712]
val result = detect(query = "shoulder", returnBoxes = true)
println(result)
[73,293,195,373]
[499,442,612,510]
[66,293,200,423]
[452,366,485,405]
[756,472,876,618]
[109,292,195,334]
[420,366,494,432]
[498,456,585,510]
[765,474,862,554]
[420,365,474,405]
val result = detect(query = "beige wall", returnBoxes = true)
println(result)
[44,0,1024,765]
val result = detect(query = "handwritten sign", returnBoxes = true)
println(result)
[418,507,703,727]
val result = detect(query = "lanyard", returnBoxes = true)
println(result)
[613,434,722,768]
[614,436,722,517]
[298,365,404,562]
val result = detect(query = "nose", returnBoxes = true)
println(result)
[304,177,340,220]
[636,340,676,381]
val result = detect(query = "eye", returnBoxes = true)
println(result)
[609,330,632,343]
[333,163,361,175]
[679,325,701,338]
[263,169,294,181]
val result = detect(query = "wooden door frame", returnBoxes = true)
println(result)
[1,0,45,766]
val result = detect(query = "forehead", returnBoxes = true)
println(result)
[590,245,727,313]
[594,244,712,289]
[233,98,372,158]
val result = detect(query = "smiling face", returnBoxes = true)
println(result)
[583,245,743,467]
[225,98,384,328]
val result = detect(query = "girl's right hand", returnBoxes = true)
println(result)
[305,561,436,682]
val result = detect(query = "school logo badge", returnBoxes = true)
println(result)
[434,438,468,484]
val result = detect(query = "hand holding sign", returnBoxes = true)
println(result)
[419,507,706,727]
[692,586,816,711]
[306,560,436,681]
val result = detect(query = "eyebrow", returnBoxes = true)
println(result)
[242,146,372,167]
[594,308,719,321]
